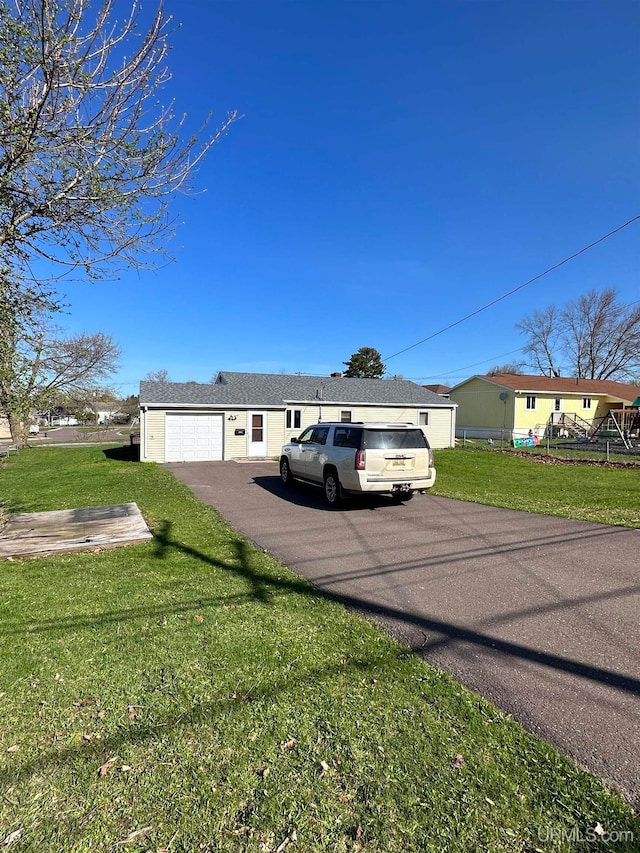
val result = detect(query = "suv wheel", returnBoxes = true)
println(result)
[280,457,294,487]
[323,469,341,507]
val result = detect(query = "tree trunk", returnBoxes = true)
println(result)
[8,412,29,449]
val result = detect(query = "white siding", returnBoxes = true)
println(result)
[422,408,456,448]
[224,411,249,459]
[315,405,455,448]
[143,410,166,462]
[267,410,287,457]
[223,409,287,459]
[140,402,455,462]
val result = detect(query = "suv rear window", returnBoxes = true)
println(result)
[363,429,428,450]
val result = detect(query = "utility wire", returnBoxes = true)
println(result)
[383,214,640,362]
[408,347,525,382]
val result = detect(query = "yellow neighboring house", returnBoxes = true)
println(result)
[0,416,11,441]
[449,374,640,440]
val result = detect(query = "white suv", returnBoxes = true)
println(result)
[280,422,436,506]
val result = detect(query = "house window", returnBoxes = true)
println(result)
[554,398,561,412]
[340,410,352,423]
[418,412,429,426]
[526,395,536,410]
[582,397,591,409]
[286,408,301,430]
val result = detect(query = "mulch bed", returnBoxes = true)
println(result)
[502,450,640,469]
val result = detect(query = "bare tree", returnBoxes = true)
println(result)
[516,305,563,377]
[563,289,640,380]
[0,310,121,447]
[0,0,237,293]
[143,369,171,382]
[516,289,640,380]
[487,363,524,376]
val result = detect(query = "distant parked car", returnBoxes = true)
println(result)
[28,424,40,435]
[280,422,436,506]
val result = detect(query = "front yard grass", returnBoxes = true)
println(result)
[0,446,638,851]
[432,446,640,528]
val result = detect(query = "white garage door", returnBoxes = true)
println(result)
[165,413,223,462]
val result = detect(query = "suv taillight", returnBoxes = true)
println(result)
[428,448,434,468]
[355,449,366,470]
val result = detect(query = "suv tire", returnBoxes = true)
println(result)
[280,457,294,487]
[323,468,341,507]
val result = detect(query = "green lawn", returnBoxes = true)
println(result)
[432,446,640,528]
[0,446,638,851]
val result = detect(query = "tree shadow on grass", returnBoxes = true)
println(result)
[0,498,29,519]
[4,519,639,698]
[155,520,640,698]
[2,519,640,810]
[0,647,396,792]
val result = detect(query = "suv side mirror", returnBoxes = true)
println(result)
[290,437,301,444]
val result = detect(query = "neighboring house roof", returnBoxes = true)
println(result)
[423,384,451,396]
[140,372,455,408]
[451,374,640,402]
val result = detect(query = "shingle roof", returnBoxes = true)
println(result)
[423,384,451,395]
[140,372,454,407]
[139,381,230,406]
[452,374,640,401]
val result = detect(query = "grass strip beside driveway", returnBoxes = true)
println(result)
[0,446,638,851]
[432,447,640,528]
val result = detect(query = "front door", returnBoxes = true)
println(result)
[247,411,267,457]
[553,398,562,425]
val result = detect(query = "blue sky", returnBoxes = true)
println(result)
[59,0,640,395]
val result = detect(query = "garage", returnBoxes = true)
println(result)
[165,413,223,462]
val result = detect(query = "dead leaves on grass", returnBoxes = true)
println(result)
[114,825,152,845]
[97,756,132,777]
[0,829,23,847]
[274,829,297,852]
[98,756,118,777]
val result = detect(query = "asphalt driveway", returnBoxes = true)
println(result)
[166,460,640,809]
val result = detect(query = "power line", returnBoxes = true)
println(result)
[408,347,526,382]
[383,214,640,362]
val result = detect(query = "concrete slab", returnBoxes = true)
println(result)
[0,503,153,559]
